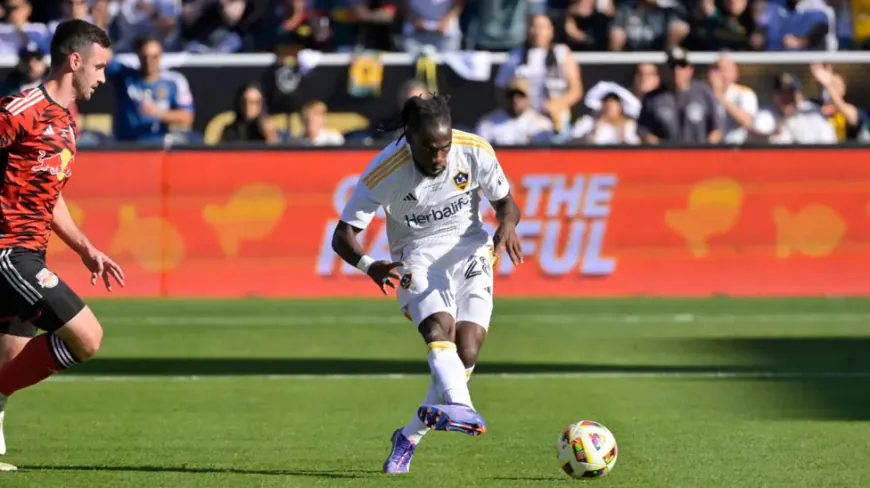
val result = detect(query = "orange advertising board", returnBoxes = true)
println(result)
[47,149,870,298]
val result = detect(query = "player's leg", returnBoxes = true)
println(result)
[455,245,496,375]
[396,322,483,448]
[413,311,486,433]
[399,266,478,410]
[455,320,487,379]
[422,245,496,427]
[0,322,37,457]
[383,267,482,473]
[0,250,102,398]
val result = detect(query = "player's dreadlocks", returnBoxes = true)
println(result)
[379,93,452,144]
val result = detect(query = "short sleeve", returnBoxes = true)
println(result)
[0,104,31,148]
[168,72,195,110]
[752,109,776,135]
[476,145,510,202]
[339,180,383,230]
[742,89,759,116]
[339,150,407,229]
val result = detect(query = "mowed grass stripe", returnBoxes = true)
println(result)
[47,371,870,382]
[95,313,870,326]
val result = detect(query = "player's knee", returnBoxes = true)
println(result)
[418,312,455,343]
[74,325,102,360]
[55,307,103,361]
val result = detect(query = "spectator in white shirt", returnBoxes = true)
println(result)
[571,86,640,145]
[475,77,554,145]
[748,72,837,144]
[494,14,584,138]
[707,54,758,144]
[294,100,345,146]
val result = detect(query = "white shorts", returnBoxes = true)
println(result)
[396,242,495,331]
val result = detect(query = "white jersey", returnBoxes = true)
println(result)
[721,83,758,144]
[340,129,510,262]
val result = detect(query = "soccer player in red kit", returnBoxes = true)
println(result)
[0,19,124,470]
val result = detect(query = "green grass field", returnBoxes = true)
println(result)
[2,297,870,487]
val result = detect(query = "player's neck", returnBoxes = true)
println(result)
[42,78,75,109]
[141,72,160,83]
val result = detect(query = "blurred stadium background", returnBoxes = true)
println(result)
[3,1,870,486]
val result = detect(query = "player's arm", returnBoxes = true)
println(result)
[52,194,93,255]
[0,108,26,148]
[163,75,195,126]
[477,145,523,265]
[53,194,125,290]
[490,193,523,265]
[331,172,403,295]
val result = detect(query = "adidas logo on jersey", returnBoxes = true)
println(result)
[403,193,417,201]
[43,126,54,136]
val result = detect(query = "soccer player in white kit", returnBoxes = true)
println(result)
[331,94,523,474]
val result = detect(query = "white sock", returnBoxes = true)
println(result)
[402,366,475,443]
[402,378,441,443]
[427,342,473,408]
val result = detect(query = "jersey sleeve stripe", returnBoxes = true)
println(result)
[5,88,40,111]
[365,154,409,190]
[452,133,496,159]
[6,90,43,115]
[452,132,494,151]
[362,148,406,187]
[452,129,493,148]
[453,140,497,160]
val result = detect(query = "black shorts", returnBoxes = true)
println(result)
[0,248,86,335]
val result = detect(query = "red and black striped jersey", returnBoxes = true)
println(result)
[0,86,78,251]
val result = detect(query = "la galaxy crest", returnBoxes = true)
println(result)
[400,272,413,290]
[452,170,470,191]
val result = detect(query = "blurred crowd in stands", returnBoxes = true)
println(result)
[0,0,862,54]
[0,0,868,146]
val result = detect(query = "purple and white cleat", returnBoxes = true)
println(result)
[383,428,417,474]
[417,403,487,436]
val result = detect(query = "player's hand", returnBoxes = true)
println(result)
[494,224,523,266]
[367,261,404,295]
[80,248,126,291]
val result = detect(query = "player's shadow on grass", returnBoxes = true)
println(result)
[25,464,381,479]
[64,337,870,420]
[688,337,870,421]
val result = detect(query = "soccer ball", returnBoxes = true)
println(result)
[555,420,618,479]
